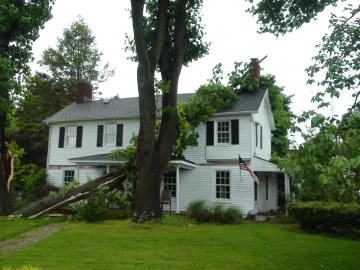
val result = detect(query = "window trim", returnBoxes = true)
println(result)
[216,120,231,145]
[213,169,232,201]
[66,126,77,148]
[63,170,75,185]
[255,122,263,149]
[163,170,177,198]
[104,123,117,146]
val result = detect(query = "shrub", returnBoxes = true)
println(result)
[186,200,243,224]
[287,201,360,232]
[74,185,110,223]
[186,200,210,222]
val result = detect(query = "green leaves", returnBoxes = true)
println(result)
[39,16,115,95]
[247,0,338,36]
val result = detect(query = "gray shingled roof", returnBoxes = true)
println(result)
[69,153,124,162]
[69,153,198,166]
[44,90,267,123]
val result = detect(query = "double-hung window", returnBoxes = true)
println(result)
[215,171,230,199]
[64,170,75,185]
[164,171,176,197]
[217,121,230,144]
[67,126,76,147]
[105,124,116,145]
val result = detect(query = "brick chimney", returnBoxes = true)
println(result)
[76,79,92,104]
[249,58,260,88]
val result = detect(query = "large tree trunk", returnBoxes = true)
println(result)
[13,172,124,218]
[130,0,188,219]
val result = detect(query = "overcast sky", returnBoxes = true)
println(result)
[30,0,352,136]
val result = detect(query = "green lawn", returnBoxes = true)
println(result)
[1,220,360,269]
[0,217,66,241]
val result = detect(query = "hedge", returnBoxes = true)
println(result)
[287,201,360,232]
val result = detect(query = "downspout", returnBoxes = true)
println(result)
[46,123,52,180]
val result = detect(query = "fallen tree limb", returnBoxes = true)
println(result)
[12,172,125,218]
[28,176,122,219]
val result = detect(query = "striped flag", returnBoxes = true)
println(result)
[239,156,259,184]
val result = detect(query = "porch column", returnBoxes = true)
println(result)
[106,165,110,174]
[76,164,80,183]
[176,166,180,213]
[284,174,291,202]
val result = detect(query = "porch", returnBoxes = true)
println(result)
[68,153,198,213]
[251,156,292,212]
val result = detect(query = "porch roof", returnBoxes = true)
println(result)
[251,156,282,173]
[68,153,197,169]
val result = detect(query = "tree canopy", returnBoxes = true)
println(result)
[250,0,360,202]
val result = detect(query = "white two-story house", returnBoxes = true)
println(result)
[44,59,290,215]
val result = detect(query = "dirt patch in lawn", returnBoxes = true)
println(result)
[0,222,68,255]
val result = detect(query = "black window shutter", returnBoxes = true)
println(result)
[116,124,123,147]
[76,126,83,148]
[97,125,104,147]
[58,127,65,148]
[260,125,263,149]
[206,121,214,146]
[231,119,239,145]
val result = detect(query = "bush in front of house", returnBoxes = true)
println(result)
[186,200,243,224]
[287,201,360,232]
[74,185,134,223]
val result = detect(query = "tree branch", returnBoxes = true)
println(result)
[130,0,149,73]
[149,0,169,73]
[158,0,189,166]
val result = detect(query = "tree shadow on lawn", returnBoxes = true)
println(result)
[277,223,360,241]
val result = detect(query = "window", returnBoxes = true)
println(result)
[67,126,76,146]
[217,121,230,143]
[266,175,269,200]
[105,124,116,145]
[216,171,230,199]
[255,122,262,149]
[64,170,75,185]
[164,171,176,197]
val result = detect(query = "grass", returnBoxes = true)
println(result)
[1,220,360,269]
[0,217,66,241]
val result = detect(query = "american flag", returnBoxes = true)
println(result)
[239,156,259,184]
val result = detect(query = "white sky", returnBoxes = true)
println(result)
[29,0,354,141]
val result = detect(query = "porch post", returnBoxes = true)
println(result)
[284,174,291,202]
[106,165,110,174]
[176,166,180,213]
[76,164,80,183]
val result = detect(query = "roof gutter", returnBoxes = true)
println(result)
[213,110,257,117]
[44,110,258,124]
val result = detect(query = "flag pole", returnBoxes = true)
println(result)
[239,155,242,182]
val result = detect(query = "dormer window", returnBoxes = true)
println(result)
[217,121,230,144]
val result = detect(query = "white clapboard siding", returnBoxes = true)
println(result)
[48,119,140,166]
[177,165,254,215]
[184,115,252,163]
[255,172,278,212]
[47,170,63,187]
[252,97,272,160]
